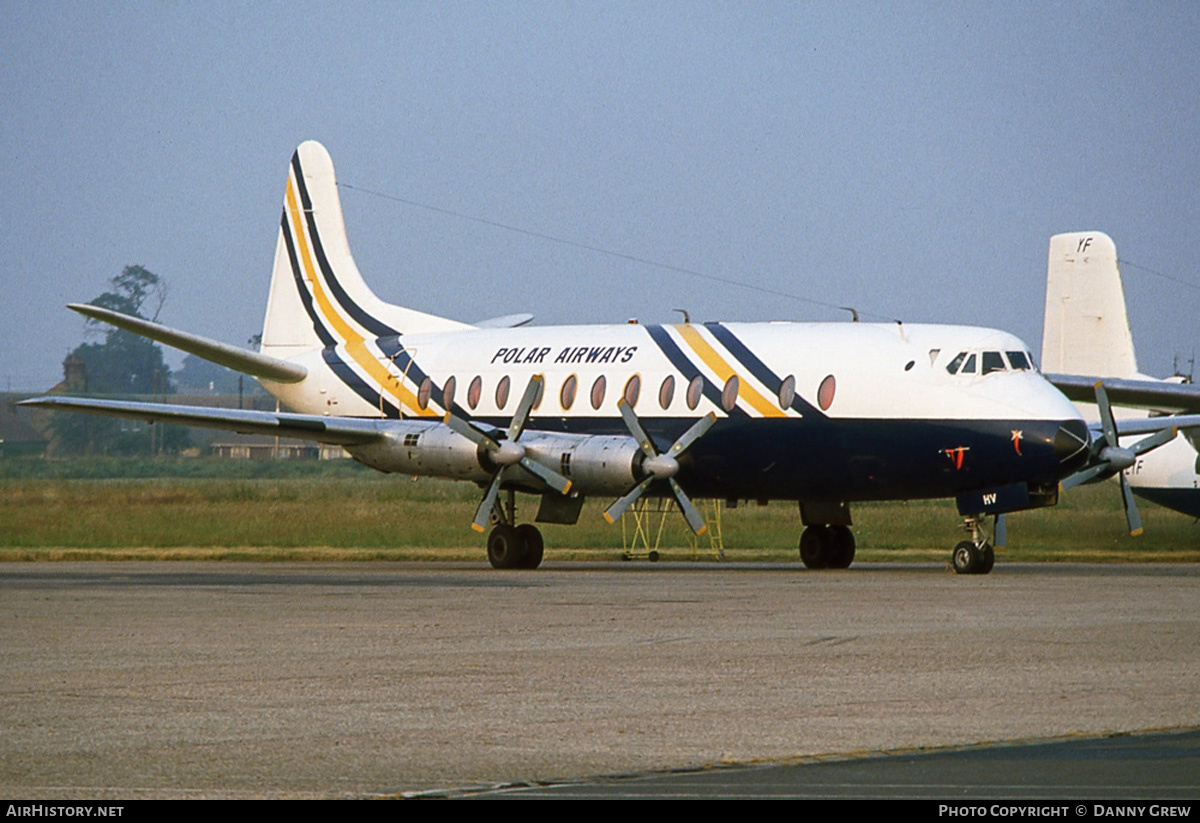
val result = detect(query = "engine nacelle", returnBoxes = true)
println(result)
[518,432,642,497]
[346,420,644,497]
[348,420,491,481]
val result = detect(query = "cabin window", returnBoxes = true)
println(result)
[468,375,482,409]
[721,375,740,412]
[590,375,607,410]
[531,376,545,410]
[686,375,705,410]
[961,354,977,374]
[1006,351,1032,371]
[778,374,795,409]
[659,375,676,409]
[495,375,511,409]
[623,374,641,408]
[417,377,433,410]
[982,351,1006,375]
[818,374,836,411]
[442,375,456,410]
[560,374,578,410]
[946,352,967,374]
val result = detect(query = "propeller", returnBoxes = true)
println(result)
[444,375,572,532]
[1061,381,1178,536]
[603,399,716,535]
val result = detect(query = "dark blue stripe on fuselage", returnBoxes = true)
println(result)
[1131,487,1200,518]
[644,324,748,421]
[417,413,1076,504]
[704,322,826,419]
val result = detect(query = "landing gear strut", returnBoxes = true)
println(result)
[486,489,545,570]
[952,515,995,575]
[799,525,856,570]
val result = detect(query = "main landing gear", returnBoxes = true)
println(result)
[951,515,995,575]
[486,489,545,570]
[798,525,856,569]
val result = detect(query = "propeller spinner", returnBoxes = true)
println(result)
[1061,382,1178,536]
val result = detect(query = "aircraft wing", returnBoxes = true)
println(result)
[1113,414,1200,438]
[19,397,386,446]
[1046,373,1200,414]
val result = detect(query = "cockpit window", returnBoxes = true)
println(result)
[981,351,1006,375]
[1006,351,1032,371]
[946,352,967,374]
[961,353,977,374]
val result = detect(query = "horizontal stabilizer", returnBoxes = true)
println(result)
[473,313,534,328]
[69,304,307,384]
[1047,373,1200,414]
[19,397,383,446]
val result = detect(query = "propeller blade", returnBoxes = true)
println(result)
[668,478,708,536]
[617,399,656,458]
[507,375,543,441]
[444,412,498,450]
[519,455,572,495]
[1061,463,1111,489]
[1120,475,1143,537]
[1094,382,1119,449]
[668,412,717,458]
[1128,425,1178,457]
[472,472,503,533]
[603,477,654,524]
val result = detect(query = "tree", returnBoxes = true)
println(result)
[50,265,186,455]
[73,265,174,396]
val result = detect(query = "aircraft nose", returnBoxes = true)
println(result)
[1053,419,1090,472]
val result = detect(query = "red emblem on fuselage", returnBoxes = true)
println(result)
[943,446,970,470]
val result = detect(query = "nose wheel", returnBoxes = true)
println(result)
[951,540,994,575]
[952,516,995,575]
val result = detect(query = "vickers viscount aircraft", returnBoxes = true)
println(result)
[27,141,1102,573]
[1042,231,1200,525]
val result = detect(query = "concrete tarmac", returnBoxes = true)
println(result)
[1,562,1197,799]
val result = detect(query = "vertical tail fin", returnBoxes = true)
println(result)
[1041,231,1138,377]
[261,140,469,358]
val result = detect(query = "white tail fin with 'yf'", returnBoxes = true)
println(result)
[1041,231,1138,378]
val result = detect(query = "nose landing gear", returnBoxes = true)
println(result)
[952,515,996,575]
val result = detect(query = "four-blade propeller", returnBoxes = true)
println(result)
[1061,382,1178,536]
[603,399,717,535]
[443,375,572,532]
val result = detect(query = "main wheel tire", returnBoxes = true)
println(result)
[487,524,527,569]
[799,526,830,569]
[515,524,544,569]
[952,540,981,575]
[827,526,856,569]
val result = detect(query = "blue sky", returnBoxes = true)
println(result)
[3,2,1198,391]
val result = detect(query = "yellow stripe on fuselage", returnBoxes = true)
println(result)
[672,324,785,418]
[285,178,433,417]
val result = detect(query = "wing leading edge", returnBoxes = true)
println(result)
[19,397,385,446]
